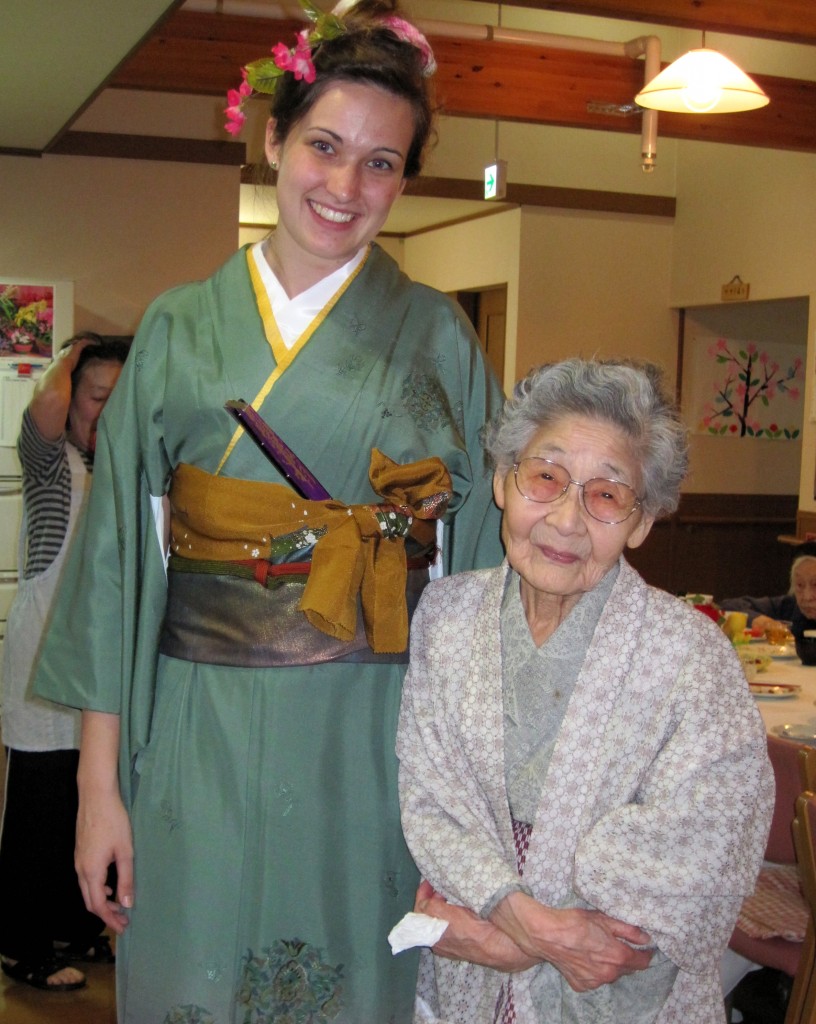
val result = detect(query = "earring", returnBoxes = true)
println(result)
[270,160,278,170]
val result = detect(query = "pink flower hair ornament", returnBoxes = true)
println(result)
[224,0,436,137]
[381,15,437,76]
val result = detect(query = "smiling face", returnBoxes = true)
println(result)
[67,359,122,453]
[265,81,412,289]
[494,413,654,628]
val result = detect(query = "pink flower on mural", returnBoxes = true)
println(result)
[703,337,802,439]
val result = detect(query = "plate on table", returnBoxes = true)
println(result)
[750,642,797,661]
[749,682,801,699]
[772,722,816,745]
[768,643,798,660]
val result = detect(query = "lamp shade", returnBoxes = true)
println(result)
[635,48,769,114]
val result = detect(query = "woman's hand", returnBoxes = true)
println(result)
[30,337,95,441]
[76,710,133,934]
[490,891,653,991]
[76,785,134,934]
[749,610,774,634]
[414,880,538,973]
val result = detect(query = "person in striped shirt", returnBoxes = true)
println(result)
[0,332,129,992]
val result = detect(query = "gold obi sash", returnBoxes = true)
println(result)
[160,449,452,667]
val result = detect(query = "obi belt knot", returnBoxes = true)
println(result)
[168,450,452,654]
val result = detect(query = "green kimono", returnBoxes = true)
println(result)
[36,244,504,1024]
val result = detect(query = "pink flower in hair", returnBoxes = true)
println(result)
[224,70,253,136]
[273,29,316,83]
[383,16,437,75]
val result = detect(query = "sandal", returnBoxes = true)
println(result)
[62,934,116,964]
[1,956,86,992]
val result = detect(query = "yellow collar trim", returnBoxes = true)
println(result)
[215,245,370,476]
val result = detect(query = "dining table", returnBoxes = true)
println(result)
[719,640,816,1000]
[747,643,816,741]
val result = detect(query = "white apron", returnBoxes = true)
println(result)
[1,443,87,751]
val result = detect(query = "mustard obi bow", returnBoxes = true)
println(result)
[169,450,452,653]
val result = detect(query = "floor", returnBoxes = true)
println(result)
[0,959,116,1024]
[0,745,115,1022]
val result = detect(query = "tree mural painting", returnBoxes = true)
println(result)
[700,338,802,439]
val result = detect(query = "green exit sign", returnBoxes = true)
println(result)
[484,160,507,200]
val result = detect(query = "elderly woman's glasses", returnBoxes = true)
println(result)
[513,458,642,525]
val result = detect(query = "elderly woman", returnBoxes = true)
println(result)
[397,358,773,1024]
[721,554,816,640]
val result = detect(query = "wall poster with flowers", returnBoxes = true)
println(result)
[0,281,58,359]
[0,279,73,446]
[685,330,804,440]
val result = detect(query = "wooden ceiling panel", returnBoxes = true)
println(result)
[435,39,644,130]
[471,0,816,45]
[112,12,301,94]
[109,9,816,154]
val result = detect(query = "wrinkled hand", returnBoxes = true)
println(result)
[76,788,134,935]
[414,880,538,973]
[490,892,653,991]
[751,614,780,636]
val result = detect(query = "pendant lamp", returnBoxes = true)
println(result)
[635,44,769,114]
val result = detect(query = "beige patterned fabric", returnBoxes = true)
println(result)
[737,863,808,941]
[397,559,774,1024]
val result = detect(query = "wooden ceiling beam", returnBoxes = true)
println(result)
[467,0,816,46]
[110,10,816,154]
[436,38,816,153]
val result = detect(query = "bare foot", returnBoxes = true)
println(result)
[43,963,85,988]
[1,957,86,990]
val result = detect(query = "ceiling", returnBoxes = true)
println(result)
[3,0,816,233]
[1,0,183,153]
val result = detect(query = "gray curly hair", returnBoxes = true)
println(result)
[484,358,689,519]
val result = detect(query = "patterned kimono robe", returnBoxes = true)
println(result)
[35,244,504,1024]
[397,560,774,1024]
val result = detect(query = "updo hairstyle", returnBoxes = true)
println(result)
[267,0,435,180]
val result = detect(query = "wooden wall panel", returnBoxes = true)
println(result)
[625,493,799,599]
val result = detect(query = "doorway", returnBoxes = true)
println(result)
[453,285,507,383]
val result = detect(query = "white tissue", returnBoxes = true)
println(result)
[388,912,448,954]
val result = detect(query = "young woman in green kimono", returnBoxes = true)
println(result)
[34,2,503,1022]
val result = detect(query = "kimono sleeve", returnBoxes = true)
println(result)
[34,301,173,794]
[397,576,523,915]
[572,627,774,974]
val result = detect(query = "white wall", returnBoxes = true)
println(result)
[669,142,816,508]
[403,208,521,393]
[516,207,676,380]
[0,153,239,336]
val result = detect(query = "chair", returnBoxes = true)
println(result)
[800,749,816,793]
[786,792,816,1023]
[728,734,810,978]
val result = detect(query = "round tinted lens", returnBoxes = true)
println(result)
[582,479,638,523]
[516,459,569,502]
